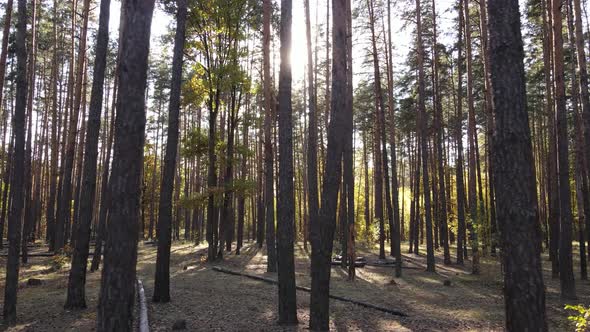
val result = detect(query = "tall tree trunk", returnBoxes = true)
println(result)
[56,0,89,252]
[572,0,590,263]
[551,0,576,300]
[367,0,385,260]
[219,90,238,257]
[344,0,355,280]
[304,0,319,262]
[541,0,560,279]
[263,0,277,272]
[455,0,467,266]
[97,0,155,329]
[46,0,60,251]
[488,0,548,328]
[309,0,349,328]
[432,0,450,265]
[236,98,250,254]
[276,0,298,323]
[2,0,27,324]
[464,0,480,274]
[65,0,111,309]
[22,0,38,264]
[416,0,435,272]
[385,0,401,276]
[0,0,13,120]
[153,0,187,303]
[566,0,588,280]
[90,69,118,272]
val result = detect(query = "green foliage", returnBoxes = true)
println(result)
[181,128,209,158]
[180,178,256,210]
[566,304,590,332]
[231,178,256,197]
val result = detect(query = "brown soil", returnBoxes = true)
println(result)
[0,240,587,331]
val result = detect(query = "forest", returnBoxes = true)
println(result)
[0,0,588,330]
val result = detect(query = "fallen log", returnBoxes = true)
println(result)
[0,252,95,257]
[331,260,367,267]
[364,262,422,270]
[212,266,408,317]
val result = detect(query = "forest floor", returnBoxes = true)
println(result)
[0,240,588,331]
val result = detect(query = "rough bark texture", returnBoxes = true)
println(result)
[45,0,59,252]
[551,0,576,300]
[56,0,90,252]
[367,0,385,260]
[463,0,480,274]
[304,0,319,265]
[97,0,155,330]
[153,0,187,303]
[488,0,548,329]
[432,0,450,265]
[572,0,590,264]
[455,0,467,266]
[276,0,298,324]
[416,0,435,272]
[2,0,27,325]
[65,0,111,309]
[263,0,277,273]
[309,0,348,329]
[0,0,13,114]
[344,0,355,281]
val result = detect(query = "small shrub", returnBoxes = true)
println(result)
[50,254,69,271]
[566,304,590,332]
[62,244,73,256]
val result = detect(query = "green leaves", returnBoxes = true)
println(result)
[565,304,590,332]
[181,128,209,158]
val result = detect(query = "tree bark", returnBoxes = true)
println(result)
[488,0,548,328]
[276,0,298,324]
[551,0,576,300]
[463,0,480,274]
[56,0,89,252]
[2,0,27,324]
[263,0,277,272]
[416,0,435,272]
[455,0,467,266]
[65,0,111,309]
[152,0,187,303]
[572,0,590,264]
[309,0,348,328]
[432,0,450,265]
[304,0,319,262]
[97,0,155,329]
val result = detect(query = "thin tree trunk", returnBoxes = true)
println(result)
[455,0,467,266]
[551,0,576,300]
[153,0,187,303]
[56,0,88,252]
[263,0,277,272]
[432,0,450,265]
[416,0,435,272]
[464,0,480,274]
[65,0,111,309]
[2,0,27,324]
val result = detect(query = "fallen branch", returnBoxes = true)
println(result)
[137,279,150,332]
[212,266,408,317]
[364,262,422,270]
[0,252,95,257]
